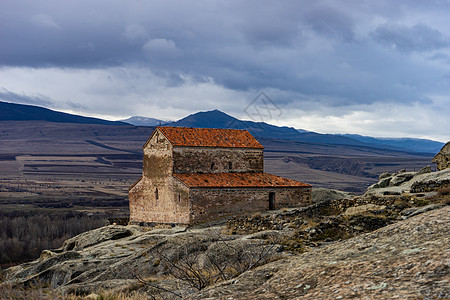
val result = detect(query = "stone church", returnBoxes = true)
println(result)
[129,126,312,225]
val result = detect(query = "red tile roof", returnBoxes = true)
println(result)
[173,172,311,188]
[157,126,264,149]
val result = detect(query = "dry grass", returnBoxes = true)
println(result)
[80,290,152,300]
[0,281,151,300]
[437,185,450,196]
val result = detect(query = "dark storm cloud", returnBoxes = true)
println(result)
[371,23,450,53]
[0,1,146,67]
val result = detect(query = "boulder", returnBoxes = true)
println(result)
[58,225,134,251]
[343,204,386,216]
[389,172,414,186]
[370,177,391,189]
[40,250,57,261]
[379,172,392,180]
[400,204,445,218]
[366,168,450,196]
[415,165,432,176]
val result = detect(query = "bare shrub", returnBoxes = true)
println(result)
[138,235,279,294]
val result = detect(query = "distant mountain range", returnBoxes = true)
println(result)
[167,110,444,153]
[0,101,125,126]
[168,109,311,141]
[337,134,444,154]
[168,110,373,146]
[0,100,444,154]
[119,116,171,126]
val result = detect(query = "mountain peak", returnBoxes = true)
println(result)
[120,116,171,126]
[166,109,304,140]
[169,109,238,129]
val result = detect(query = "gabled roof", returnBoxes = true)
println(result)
[155,126,264,149]
[173,172,311,188]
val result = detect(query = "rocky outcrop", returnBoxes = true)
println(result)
[224,186,449,256]
[2,185,449,299]
[366,167,450,196]
[193,206,450,299]
[432,142,450,171]
[3,224,283,297]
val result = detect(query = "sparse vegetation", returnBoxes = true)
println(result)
[0,210,108,268]
[437,185,450,196]
[135,236,280,295]
[0,278,151,300]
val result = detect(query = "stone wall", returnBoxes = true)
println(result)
[130,130,191,224]
[129,177,191,224]
[142,130,173,179]
[173,147,263,174]
[410,179,450,193]
[432,142,450,171]
[189,186,312,224]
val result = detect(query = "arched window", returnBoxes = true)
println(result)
[228,161,232,170]
[155,188,159,200]
[211,162,215,171]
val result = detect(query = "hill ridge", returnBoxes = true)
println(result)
[0,101,125,126]
[0,100,444,153]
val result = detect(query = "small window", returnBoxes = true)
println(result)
[155,188,159,200]
[178,194,181,202]
[228,162,232,170]
[211,162,215,171]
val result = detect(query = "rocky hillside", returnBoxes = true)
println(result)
[195,206,449,299]
[1,170,449,299]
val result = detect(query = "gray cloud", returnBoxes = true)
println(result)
[303,6,355,42]
[31,14,61,30]
[0,88,54,106]
[0,0,449,141]
[371,23,450,53]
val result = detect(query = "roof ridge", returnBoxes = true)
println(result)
[155,126,264,149]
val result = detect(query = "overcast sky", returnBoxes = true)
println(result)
[1,0,449,142]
